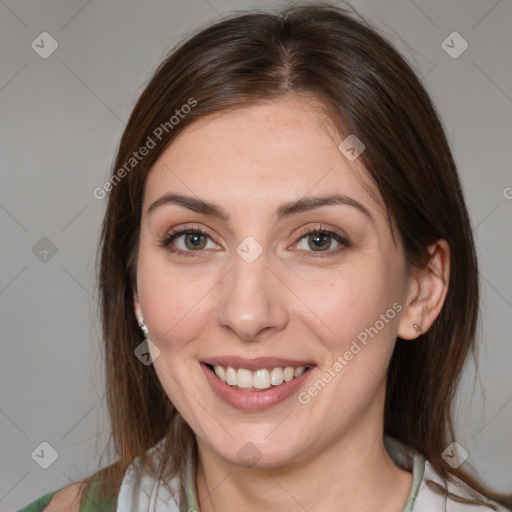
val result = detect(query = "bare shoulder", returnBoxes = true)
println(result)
[44,483,82,512]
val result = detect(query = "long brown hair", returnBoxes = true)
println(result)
[77,3,509,508]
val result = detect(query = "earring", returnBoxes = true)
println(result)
[413,323,422,332]
[137,316,149,336]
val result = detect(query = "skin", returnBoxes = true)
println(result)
[133,95,450,512]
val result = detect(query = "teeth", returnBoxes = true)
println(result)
[225,366,237,386]
[214,365,226,382]
[237,368,253,389]
[294,366,306,377]
[212,364,309,390]
[283,367,294,382]
[270,367,283,386]
[253,369,270,389]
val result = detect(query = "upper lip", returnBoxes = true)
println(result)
[202,356,316,370]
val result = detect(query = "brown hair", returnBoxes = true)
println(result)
[77,2,509,508]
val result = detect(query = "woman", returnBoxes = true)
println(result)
[19,3,511,511]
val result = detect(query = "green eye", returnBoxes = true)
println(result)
[159,228,217,257]
[294,226,351,258]
[159,225,350,259]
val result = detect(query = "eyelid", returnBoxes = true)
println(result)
[290,224,351,258]
[296,223,340,239]
[158,224,220,252]
[166,223,216,240]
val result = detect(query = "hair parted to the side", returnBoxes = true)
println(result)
[72,2,508,508]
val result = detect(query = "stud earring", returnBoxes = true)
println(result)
[137,316,149,336]
[413,323,422,332]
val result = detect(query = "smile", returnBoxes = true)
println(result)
[201,356,316,410]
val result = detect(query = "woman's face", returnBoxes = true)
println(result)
[134,96,413,468]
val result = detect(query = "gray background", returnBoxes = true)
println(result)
[1,0,511,509]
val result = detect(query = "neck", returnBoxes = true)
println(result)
[194,391,413,512]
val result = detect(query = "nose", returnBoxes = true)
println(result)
[217,249,289,342]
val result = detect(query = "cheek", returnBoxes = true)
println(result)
[136,253,214,351]
[295,258,402,354]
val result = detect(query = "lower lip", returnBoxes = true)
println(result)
[201,363,314,411]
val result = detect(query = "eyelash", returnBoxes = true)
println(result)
[158,223,351,259]
[295,225,351,258]
[158,225,214,258]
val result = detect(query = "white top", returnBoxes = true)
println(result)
[116,436,508,511]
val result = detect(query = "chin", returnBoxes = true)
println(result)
[208,433,307,469]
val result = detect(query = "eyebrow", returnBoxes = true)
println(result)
[147,192,374,223]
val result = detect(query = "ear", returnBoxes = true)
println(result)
[397,239,450,340]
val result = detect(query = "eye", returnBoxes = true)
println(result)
[158,225,219,257]
[293,225,350,258]
[158,224,350,259]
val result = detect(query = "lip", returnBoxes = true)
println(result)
[201,361,316,411]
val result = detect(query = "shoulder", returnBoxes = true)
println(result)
[43,483,82,512]
[17,466,119,512]
[16,484,82,512]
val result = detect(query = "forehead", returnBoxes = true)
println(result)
[144,97,384,220]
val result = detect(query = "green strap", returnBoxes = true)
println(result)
[402,450,425,511]
[79,469,117,512]
[16,491,57,512]
[16,469,117,512]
